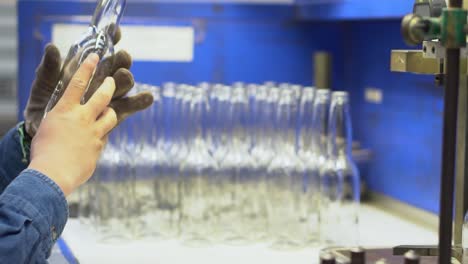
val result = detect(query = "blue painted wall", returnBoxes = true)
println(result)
[18,1,444,214]
[340,21,443,214]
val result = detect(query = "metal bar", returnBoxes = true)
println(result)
[439,48,461,264]
[393,245,463,260]
[454,73,467,251]
[390,50,443,74]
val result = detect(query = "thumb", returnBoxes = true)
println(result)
[110,92,154,124]
[31,44,62,97]
[23,44,62,136]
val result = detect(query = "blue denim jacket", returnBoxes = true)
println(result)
[0,123,68,264]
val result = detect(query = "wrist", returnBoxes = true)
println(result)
[28,159,74,196]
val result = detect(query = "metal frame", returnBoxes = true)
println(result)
[390,1,468,263]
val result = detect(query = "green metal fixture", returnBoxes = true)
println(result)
[401,8,467,47]
[441,8,467,48]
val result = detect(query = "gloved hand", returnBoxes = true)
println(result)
[24,30,153,137]
[29,54,119,196]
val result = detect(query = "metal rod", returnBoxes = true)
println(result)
[454,72,467,253]
[439,48,461,264]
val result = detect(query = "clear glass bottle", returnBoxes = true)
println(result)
[313,89,335,245]
[291,84,303,105]
[298,87,316,162]
[247,85,271,242]
[207,84,221,156]
[95,123,133,242]
[246,84,258,152]
[250,85,270,166]
[150,85,170,237]
[169,85,188,165]
[180,88,218,245]
[155,82,180,239]
[45,0,127,114]
[172,85,193,176]
[266,88,306,249]
[297,87,320,245]
[211,86,231,165]
[253,86,278,169]
[329,91,360,247]
[216,86,255,244]
[132,84,162,239]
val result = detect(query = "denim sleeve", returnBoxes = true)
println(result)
[0,123,30,193]
[0,169,68,264]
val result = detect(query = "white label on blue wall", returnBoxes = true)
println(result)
[365,87,383,104]
[52,24,195,62]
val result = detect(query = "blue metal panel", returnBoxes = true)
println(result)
[17,1,299,120]
[341,21,442,214]
[296,0,413,21]
[17,1,344,120]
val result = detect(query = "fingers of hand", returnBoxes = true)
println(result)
[109,24,122,45]
[60,54,99,106]
[83,56,114,102]
[39,44,61,76]
[33,44,62,94]
[86,77,116,119]
[84,50,132,102]
[112,50,132,72]
[95,107,118,138]
[112,68,134,99]
[110,91,154,123]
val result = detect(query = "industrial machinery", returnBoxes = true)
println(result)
[393,0,466,263]
[324,0,468,263]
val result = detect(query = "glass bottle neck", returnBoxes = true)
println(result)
[298,88,315,151]
[90,0,126,37]
[226,90,248,151]
[311,94,330,155]
[328,94,353,157]
[275,93,296,154]
[189,92,208,145]
[148,90,160,145]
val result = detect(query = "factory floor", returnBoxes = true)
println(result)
[55,203,438,264]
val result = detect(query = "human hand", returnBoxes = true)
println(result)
[24,29,152,137]
[28,54,119,196]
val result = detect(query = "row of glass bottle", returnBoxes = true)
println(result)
[78,81,360,249]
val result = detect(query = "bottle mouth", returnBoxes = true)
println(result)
[302,87,315,94]
[198,82,211,90]
[268,87,280,100]
[264,81,276,88]
[332,91,349,98]
[162,86,176,97]
[91,0,127,37]
[332,91,350,104]
[316,88,331,95]
[301,90,315,102]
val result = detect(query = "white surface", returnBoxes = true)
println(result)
[52,24,195,62]
[62,204,438,264]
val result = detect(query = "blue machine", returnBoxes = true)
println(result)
[17,0,440,214]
